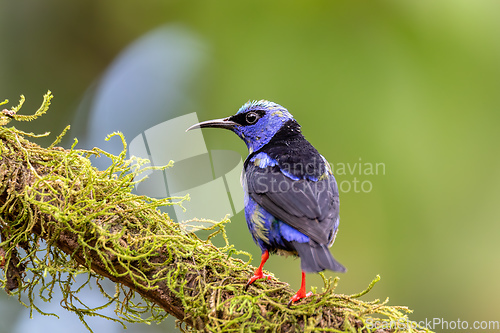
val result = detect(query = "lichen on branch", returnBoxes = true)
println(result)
[0,93,430,332]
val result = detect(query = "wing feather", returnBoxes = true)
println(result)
[245,163,339,245]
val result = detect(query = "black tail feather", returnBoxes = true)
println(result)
[292,241,346,273]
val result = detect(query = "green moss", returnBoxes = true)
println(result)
[0,93,431,333]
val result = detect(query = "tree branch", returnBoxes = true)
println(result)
[0,94,427,332]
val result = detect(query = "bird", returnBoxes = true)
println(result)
[186,100,346,305]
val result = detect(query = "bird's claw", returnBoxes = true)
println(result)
[244,272,272,291]
[287,291,313,307]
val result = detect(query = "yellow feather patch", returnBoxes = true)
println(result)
[318,172,329,181]
[251,208,269,243]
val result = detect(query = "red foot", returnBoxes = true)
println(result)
[246,271,272,288]
[244,250,271,291]
[288,271,313,306]
[288,290,313,305]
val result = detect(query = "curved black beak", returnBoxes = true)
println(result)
[186,117,237,132]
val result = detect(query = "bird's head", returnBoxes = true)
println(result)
[187,100,295,153]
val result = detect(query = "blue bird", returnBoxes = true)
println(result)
[187,100,346,304]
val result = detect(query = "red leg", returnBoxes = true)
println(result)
[244,250,272,290]
[288,271,313,305]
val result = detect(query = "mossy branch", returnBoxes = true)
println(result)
[0,93,430,332]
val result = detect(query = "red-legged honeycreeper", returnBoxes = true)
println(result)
[186,100,346,305]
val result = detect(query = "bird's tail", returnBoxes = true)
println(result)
[292,241,347,273]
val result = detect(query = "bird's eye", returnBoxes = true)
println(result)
[246,112,259,124]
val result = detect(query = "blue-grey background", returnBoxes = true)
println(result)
[1,1,499,332]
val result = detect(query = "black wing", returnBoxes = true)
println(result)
[244,162,339,245]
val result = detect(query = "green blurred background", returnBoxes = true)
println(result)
[1,1,499,332]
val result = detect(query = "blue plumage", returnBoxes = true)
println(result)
[244,151,311,251]
[187,100,346,305]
